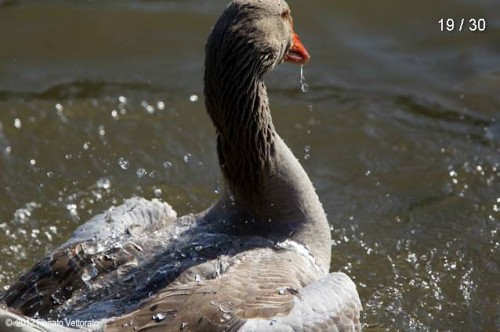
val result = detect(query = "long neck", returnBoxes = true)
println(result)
[204,46,331,273]
[206,71,274,201]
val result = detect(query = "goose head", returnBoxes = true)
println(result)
[205,0,309,81]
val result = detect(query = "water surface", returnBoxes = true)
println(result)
[0,0,499,330]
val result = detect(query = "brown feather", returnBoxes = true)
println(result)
[106,249,319,332]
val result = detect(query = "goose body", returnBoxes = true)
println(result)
[1,0,361,331]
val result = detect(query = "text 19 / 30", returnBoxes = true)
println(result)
[438,18,486,32]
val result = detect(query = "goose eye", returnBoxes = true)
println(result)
[281,10,289,20]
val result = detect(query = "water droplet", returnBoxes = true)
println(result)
[304,154,310,160]
[157,101,166,110]
[136,168,147,178]
[83,141,90,150]
[30,159,36,166]
[300,66,309,93]
[111,109,119,119]
[304,145,311,153]
[65,154,73,160]
[82,242,98,255]
[66,204,78,217]
[189,94,199,102]
[96,177,111,190]
[183,153,192,163]
[119,96,127,104]
[98,125,106,136]
[14,118,22,129]
[218,301,235,313]
[152,312,167,322]
[214,180,221,194]
[31,229,40,239]
[180,322,188,330]
[81,264,98,282]
[153,187,162,197]
[117,261,139,276]
[146,105,155,114]
[163,161,173,168]
[365,170,371,176]
[118,157,130,170]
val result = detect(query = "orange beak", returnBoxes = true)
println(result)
[284,32,310,65]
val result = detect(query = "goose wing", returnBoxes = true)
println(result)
[106,250,361,332]
[1,198,177,317]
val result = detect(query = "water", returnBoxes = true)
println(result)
[300,66,309,93]
[152,312,167,322]
[0,0,499,330]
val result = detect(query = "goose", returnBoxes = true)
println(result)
[0,0,361,331]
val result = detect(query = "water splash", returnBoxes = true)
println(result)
[153,187,162,197]
[300,65,309,93]
[14,118,22,129]
[141,100,155,114]
[136,168,147,178]
[303,145,311,160]
[152,312,167,322]
[13,202,40,224]
[214,179,221,194]
[157,100,166,110]
[81,264,98,283]
[96,177,111,190]
[66,204,78,217]
[118,157,130,170]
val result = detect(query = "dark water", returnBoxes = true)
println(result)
[1,0,499,330]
